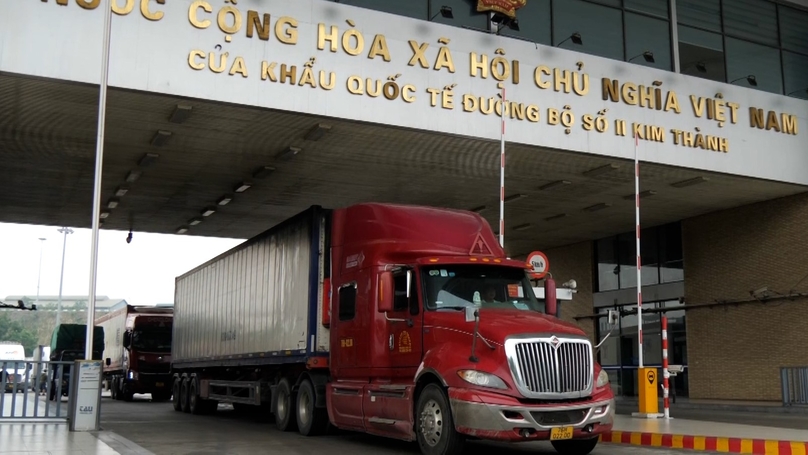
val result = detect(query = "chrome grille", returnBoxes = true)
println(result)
[506,337,593,399]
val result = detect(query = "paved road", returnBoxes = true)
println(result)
[99,395,720,455]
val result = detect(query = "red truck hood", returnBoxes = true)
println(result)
[428,309,587,345]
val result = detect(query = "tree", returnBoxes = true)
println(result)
[0,312,39,357]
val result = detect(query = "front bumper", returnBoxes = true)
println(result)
[449,388,614,442]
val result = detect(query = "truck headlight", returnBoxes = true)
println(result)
[457,370,508,390]
[596,370,610,388]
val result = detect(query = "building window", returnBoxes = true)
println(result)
[677,0,721,32]
[625,12,672,70]
[725,37,783,94]
[779,6,808,55]
[430,0,489,30]
[499,0,551,45]
[678,25,725,82]
[338,284,357,321]
[783,51,808,100]
[552,0,624,60]
[722,0,778,47]
[337,0,428,20]
[624,0,668,19]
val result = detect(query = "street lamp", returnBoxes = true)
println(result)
[56,227,74,326]
[36,238,47,307]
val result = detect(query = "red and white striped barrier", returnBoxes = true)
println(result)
[662,315,670,419]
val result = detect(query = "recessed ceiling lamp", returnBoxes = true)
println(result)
[169,104,192,124]
[234,182,252,193]
[504,193,527,203]
[253,166,275,179]
[139,152,159,167]
[539,180,571,191]
[304,123,332,141]
[107,198,120,209]
[176,226,189,234]
[217,195,233,206]
[583,202,612,212]
[513,223,532,231]
[623,190,657,200]
[545,213,568,221]
[469,205,486,213]
[276,146,302,161]
[671,176,709,188]
[125,170,142,183]
[115,186,129,197]
[583,164,620,177]
[99,211,110,219]
[188,218,203,226]
[201,207,216,217]
[150,130,172,147]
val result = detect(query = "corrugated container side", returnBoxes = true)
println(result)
[95,306,126,372]
[173,210,324,364]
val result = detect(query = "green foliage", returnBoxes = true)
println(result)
[0,313,38,357]
[0,308,88,357]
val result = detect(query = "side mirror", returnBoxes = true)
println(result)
[545,277,558,317]
[122,331,131,348]
[105,358,111,366]
[378,271,394,313]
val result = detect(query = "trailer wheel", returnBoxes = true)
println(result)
[551,437,599,455]
[110,378,118,400]
[296,379,328,436]
[189,380,204,415]
[172,378,182,412]
[180,377,191,413]
[122,383,134,402]
[274,378,297,432]
[415,384,465,455]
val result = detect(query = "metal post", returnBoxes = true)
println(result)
[635,130,643,370]
[86,0,113,360]
[669,0,680,73]
[499,84,506,248]
[662,315,670,418]
[56,227,73,327]
[36,237,46,307]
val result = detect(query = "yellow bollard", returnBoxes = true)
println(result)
[637,367,660,416]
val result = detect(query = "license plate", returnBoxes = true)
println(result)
[155,382,164,387]
[550,426,573,440]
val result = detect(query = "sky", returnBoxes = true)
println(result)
[0,222,244,306]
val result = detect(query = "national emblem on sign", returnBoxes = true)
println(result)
[476,0,528,19]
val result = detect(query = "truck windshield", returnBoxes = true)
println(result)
[132,327,172,352]
[422,264,545,313]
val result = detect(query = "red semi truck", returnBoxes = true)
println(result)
[171,204,614,455]
[96,303,174,402]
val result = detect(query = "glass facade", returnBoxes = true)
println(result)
[331,0,808,99]
[594,222,683,292]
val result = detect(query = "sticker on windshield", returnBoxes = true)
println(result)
[429,270,440,276]
[507,284,523,298]
[440,269,448,277]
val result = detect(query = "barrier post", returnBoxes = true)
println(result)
[662,315,670,419]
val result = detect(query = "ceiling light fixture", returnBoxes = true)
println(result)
[539,180,571,191]
[234,182,252,193]
[469,205,486,213]
[107,198,120,209]
[671,176,709,188]
[188,218,203,226]
[168,104,192,124]
[217,195,233,206]
[504,193,527,203]
[138,152,159,167]
[276,146,302,161]
[623,190,657,200]
[125,170,142,183]
[513,223,532,231]
[583,163,620,177]
[201,207,216,217]
[583,202,612,212]
[150,130,172,147]
[304,123,332,141]
[176,227,189,234]
[115,186,129,197]
[557,32,583,47]
[252,166,276,179]
[99,211,110,219]
[545,213,568,221]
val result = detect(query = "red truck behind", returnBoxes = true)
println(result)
[171,204,614,455]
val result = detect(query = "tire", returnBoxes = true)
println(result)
[110,378,118,400]
[551,437,600,455]
[180,378,191,413]
[296,379,328,436]
[122,383,135,402]
[274,378,297,432]
[415,384,465,455]
[189,380,204,415]
[172,378,182,412]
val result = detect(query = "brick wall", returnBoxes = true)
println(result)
[543,241,596,343]
[683,192,808,402]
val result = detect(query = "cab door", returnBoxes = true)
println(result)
[384,268,423,370]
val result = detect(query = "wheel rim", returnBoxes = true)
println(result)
[277,389,288,421]
[419,399,443,447]
[298,388,311,426]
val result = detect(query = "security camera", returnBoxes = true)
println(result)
[126,231,133,244]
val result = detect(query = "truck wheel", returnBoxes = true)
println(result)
[296,379,328,436]
[415,384,465,455]
[274,378,297,432]
[122,383,135,402]
[110,379,118,400]
[551,437,599,455]
[172,378,182,412]
[180,378,191,413]
[189,381,204,415]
